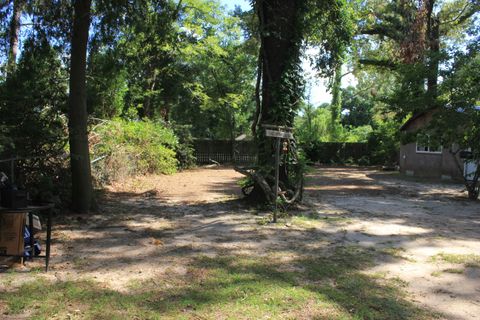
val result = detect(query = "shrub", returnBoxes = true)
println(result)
[91,119,178,184]
[171,124,196,170]
[0,36,69,205]
[367,120,400,165]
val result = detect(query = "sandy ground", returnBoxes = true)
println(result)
[3,166,480,319]
[303,167,480,320]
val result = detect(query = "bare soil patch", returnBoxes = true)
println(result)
[304,166,480,320]
[1,166,479,319]
[106,166,244,203]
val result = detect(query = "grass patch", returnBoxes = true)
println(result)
[431,271,442,277]
[430,267,465,277]
[72,256,90,269]
[256,214,273,225]
[292,215,319,229]
[378,247,406,258]
[0,247,436,320]
[322,216,352,223]
[292,212,352,229]
[443,268,464,274]
[431,253,480,268]
[377,247,416,262]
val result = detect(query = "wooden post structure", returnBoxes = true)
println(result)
[274,137,281,222]
[263,125,294,223]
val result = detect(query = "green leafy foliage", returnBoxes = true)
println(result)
[295,94,400,165]
[0,36,69,203]
[0,36,67,157]
[295,104,373,144]
[91,119,178,183]
[367,119,400,165]
[351,0,479,166]
[171,123,196,170]
[87,48,128,118]
[341,86,374,127]
[115,0,181,119]
[85,0,257,140]
[305,0,356,79]
[171,0,257,139]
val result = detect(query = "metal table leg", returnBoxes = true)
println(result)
[28,212,34,260]
[45,208,52,272]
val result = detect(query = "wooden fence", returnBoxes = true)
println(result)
[193,140,256,164]
[193,140,372,165]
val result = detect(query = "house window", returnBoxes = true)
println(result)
[416,134,442,154]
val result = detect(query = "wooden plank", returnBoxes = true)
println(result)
[265,129,293,139]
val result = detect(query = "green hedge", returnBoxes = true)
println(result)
[91,119,179,183]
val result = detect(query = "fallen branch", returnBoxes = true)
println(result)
[235,166,276,202]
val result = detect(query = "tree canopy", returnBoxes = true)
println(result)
[0,0,478,207]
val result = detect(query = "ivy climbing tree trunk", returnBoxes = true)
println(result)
[247,0,304,202]
[68,0,93,213]
[330,63,342,122]
[257,0,302,130]
[241,0,352,204]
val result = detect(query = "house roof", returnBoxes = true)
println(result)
[400,112,426,131]
[400,108,438,131]
[400,105,479,132]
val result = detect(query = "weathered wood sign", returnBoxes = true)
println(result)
[262,125,295,222]
[265,129,294,139]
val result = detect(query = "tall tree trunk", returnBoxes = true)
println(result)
[330,63,343,124]
[245,0,303,202]
[425,0,439,107]
[7,0,23,75]
[427,21,440,106]
[68,0,93,213]
[139,71,156,119]
[258,0,300,129]
[257,0,301,163]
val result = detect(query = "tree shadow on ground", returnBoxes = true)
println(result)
[38,166,478,275]
[304,166,480,240]
[3,166,478,319]
[1,246,436,320]
[305,165,470,200]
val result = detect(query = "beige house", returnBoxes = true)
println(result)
[399,110,467,181]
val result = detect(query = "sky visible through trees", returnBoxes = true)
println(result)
[0,0,478,210]
[220,0,347,105]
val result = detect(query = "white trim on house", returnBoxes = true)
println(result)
[415,134,443,154]
[415,143,443,154]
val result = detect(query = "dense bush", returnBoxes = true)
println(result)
[301,141,370,165]
[295,100,400,166]
[171,124,196,170]
[91,119,179,184]
[0,126,10,154]
[0,37,69,204]
[367,120,400,165]
[295,105,373,144]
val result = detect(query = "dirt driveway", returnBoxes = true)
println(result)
[304,167,480,320]
[1,166,479,319]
